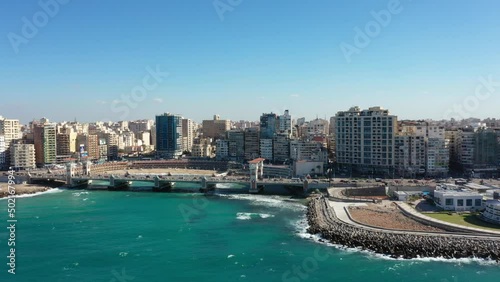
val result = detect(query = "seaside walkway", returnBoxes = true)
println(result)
[328,200,500,239]
[396,202,500,236]
[327,188,376,203]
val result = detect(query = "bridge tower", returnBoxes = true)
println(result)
[248,158,265,193]
[83,161,91,176]
[66,162,75,185]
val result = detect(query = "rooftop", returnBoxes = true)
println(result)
[248,158,265,164]
[435,189,482,197]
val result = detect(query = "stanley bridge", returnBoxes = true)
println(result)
[26,159,331,194]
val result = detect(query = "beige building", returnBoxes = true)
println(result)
[202,115,230,139]
[76,134,100,161]
[10,143,36,170]
[0,116,21,168]
[182,118,196,152]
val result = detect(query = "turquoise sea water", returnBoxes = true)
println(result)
[0,189,499,282]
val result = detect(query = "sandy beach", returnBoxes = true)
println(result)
[0,183,60,198]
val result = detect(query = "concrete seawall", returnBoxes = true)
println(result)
[307,196,500,261]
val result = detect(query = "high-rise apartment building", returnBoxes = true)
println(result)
[395,122,449,177]
[259,139,273,160]
[76,134,100,160]
[260,113,279,139]
[156,113,183,159]
[456,128,475,170]
[57,134,73,156]
[33,122,57,166]
[473,128,499,168]
[215,139,229,160]
[10,143,35,170]
[128,120,153,135]
[182,118,196,152]
[202,115,230,139]
[0,136,5,168]
[335,106,397,176]
[227,129,245,161]
[104,132,119,161]
[0,116,21,169]
[279,110,292,136]
[273,133,290,163]
[244,128,260,160]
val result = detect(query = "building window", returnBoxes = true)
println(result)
[445,199,453,206]
[475,199,482,207]
[457,199,463,206]
[466,199,472,207]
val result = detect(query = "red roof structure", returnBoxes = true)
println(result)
[248,158,265,164]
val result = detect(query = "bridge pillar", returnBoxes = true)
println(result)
[66,162,75,185]
[109,175,115,187]
[83,161,91,176]
[154,175,160,188]
[201,177,207,189]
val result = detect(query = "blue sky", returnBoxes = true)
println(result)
[1,0,500,124]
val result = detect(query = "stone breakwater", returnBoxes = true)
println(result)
[306,197,500,261]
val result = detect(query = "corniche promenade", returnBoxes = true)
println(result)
[307,196,500,261]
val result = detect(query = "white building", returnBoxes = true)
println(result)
[335,106,397,176]
[279,110,293,137]
[215,139,229,160]
[395,122,449,177]
[294,161,324,177]
[138,131,151,146]
[182,118,196,152]
[0,135,5,168]
[128,120,153,135]
[434,189,483,211]
[290,140,325,162]
[481,200,500,225]
[10,143,36,170]
[0,117,21,168]
[260,139,273,160]
[191,143,212,158]
[302,118,329,138]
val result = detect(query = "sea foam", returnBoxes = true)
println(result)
[0,188,64,200]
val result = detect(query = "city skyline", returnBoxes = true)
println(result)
[3,105,500,126]
[2,0,500,124]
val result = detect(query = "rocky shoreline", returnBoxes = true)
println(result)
[306,196,500,261]
[0,183,56,198]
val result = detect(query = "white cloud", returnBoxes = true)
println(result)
[290,94,300,97]
[96,100,107,104]
[153,98,164,103]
